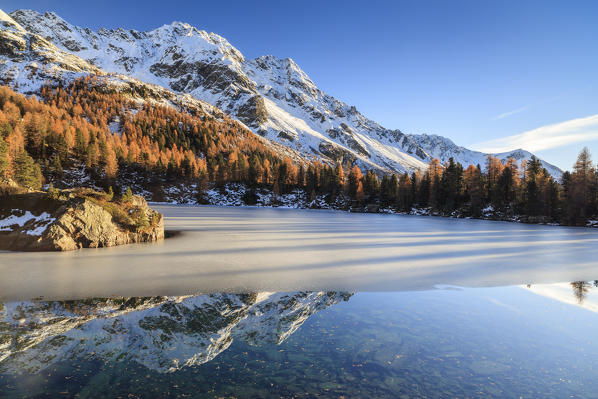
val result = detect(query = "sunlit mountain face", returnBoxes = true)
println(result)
[0,9,561,177]
[0,292,351,373]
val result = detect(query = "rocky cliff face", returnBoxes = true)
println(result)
[1,9,563,177]
[0,191,164,251]
[0,291,352,373]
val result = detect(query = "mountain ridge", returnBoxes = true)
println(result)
[2,9,562,177]
[408,133,563,177]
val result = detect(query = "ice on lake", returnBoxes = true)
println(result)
[1,205,597,300]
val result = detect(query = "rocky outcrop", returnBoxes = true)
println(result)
[318,141,357,164]
[236,94,268,126]
[0,191,164,251]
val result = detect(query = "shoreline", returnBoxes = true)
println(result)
[149,200,598,230]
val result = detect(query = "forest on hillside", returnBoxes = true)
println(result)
[0,77,596,226]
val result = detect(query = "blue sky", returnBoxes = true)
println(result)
[4,0,598,170]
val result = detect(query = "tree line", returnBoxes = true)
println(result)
[0,77,313,190]
[0,78,596,226]
[343,150,594,226]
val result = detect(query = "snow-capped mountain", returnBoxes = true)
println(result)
[409,134,563,177]
[0,9,99,89]
[0,292,352,373]
[0,9,308,164]
[1,9,562,176]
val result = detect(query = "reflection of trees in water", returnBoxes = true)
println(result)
[527,281,597,305]
[570,281,592,304]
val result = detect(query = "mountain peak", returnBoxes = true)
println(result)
[170,20,192,29]
[409,134,562,176]
[10,9,68,26]
[155,20,202,37]
[0,10,562,177]
[249,55,316,91]
[0,9,25,32]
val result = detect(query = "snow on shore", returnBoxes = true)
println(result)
[0,210,55,235]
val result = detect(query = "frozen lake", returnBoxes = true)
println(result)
[1,205,597,300]
[3,205,598,397]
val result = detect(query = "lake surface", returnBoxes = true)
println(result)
[2,206,598,398]
[1,205,598,300]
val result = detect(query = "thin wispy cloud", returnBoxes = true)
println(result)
[492,105,529,120]
[491,96,564,121]
[472,114,598,153]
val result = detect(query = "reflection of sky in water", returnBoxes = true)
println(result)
[2,285,598,398]
[526,281,598,311]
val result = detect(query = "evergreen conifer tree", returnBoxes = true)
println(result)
[14,150,42,189]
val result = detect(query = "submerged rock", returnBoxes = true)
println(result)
[0,190,164,251]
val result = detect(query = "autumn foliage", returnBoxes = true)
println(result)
[0,77,596,226]
[0,78,351,199]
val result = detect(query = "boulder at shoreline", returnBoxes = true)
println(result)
[0,188,164,251]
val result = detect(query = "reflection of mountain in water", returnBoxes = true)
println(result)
[0,292,351,373]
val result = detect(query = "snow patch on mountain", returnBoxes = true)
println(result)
[7,9,431,173]
[3,9,563,176]
[409,134,562,177]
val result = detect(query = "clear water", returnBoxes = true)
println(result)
[2,206,598,398]
[2,286,598,398]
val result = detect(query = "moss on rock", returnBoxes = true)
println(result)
[0,187,164,251]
